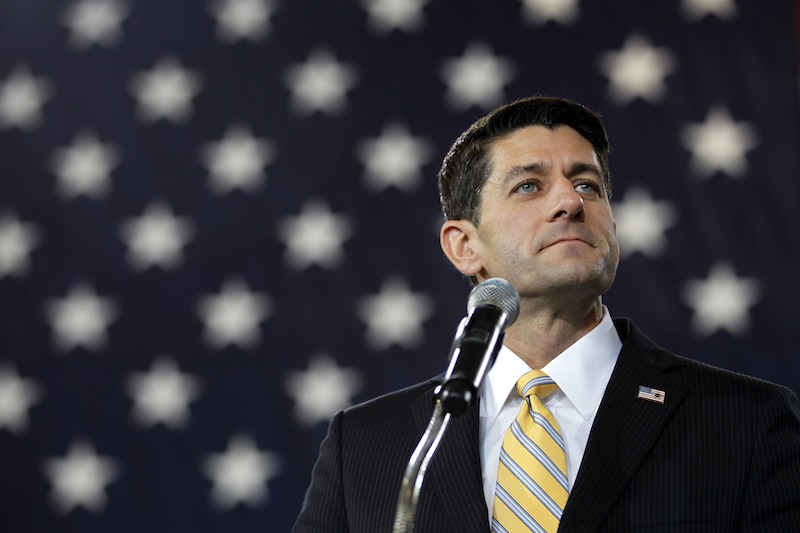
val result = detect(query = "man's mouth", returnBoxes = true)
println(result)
[544,236,590,249]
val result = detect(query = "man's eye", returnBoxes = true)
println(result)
[575,182,599,194]
[516,182,537,193]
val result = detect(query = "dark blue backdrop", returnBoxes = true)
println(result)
[1,1,798,531]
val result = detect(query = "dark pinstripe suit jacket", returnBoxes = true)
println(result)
[293,319,800,532]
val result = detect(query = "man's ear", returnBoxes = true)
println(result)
[440,219,483,277]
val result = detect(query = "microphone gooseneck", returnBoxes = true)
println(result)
[393,278,519,533]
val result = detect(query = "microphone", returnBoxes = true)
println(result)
[436,278,520,416]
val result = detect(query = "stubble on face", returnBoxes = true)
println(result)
[473,126,620,306]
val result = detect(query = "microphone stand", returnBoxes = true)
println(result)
[392,399,451,533]
[392,278,517,531]
[391,342,500,532]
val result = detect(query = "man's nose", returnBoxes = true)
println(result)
[548,182,585,222]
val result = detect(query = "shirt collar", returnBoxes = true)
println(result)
[481,307,622,422]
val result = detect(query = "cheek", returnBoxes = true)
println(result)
[597,208,616,237]
[602,218,620,266]
[496,218,542,266]
[494,208,538,235]
[476,214,533,263]
[591,208,619,258]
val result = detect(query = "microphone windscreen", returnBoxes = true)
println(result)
[466,278,520,327]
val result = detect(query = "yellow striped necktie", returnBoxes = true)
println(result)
[492,370,569,533]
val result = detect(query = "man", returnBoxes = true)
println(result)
[293,96,800,531]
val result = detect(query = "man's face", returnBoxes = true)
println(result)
[468,125,619,301]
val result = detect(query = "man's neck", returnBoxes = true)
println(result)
[502,299,604,370]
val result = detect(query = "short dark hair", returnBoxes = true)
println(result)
[437,96,612,225]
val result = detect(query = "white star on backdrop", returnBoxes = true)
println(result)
[119,201,194,271]
[0,365,42,433]
[43,440,119,514]
[50,130,120,200]
[0,65,53,130]
[210,0,276,43]
[284,354,363,427]
[683,262,760,337]
[357,277,434,350]
[612,186,677,258]
[200,124,276,195]
[277,200,354,270]
[440,42,515,111]
[129,56,203,124]
[681,106,758,178]
[681,0,737,20]
[125,357,202,429]
[598,34,677,104]
[203,434,281,509]
[520,0,580,26]
[196,278,271,349]
[0,211,41,279]
[45,283,119,352]
[360,0,429,34]
[61,0,129,50]
[357,122,433,192]
[284,48,358,116]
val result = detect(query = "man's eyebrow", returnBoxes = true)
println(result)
[500,161,548,185]
[567,162,602,179]
[499,160,602,185]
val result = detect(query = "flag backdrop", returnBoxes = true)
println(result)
[1,1,799,531]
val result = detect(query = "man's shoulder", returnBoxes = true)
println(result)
[674,355,788,394]
[342,376,441,420]
[615,317,795,401]
[324,376,445,452]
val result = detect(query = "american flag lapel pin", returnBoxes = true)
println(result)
[637,385,666,404]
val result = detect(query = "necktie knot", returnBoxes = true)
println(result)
[516,369,559,401]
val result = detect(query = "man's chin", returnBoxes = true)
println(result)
[530,266,615,295]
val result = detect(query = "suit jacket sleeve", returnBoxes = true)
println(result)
[293,410,348,533]
[742,385,800,529]
[292,379,488,533]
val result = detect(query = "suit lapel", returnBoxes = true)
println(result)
[559,320,689,531]
[411,388,489,531]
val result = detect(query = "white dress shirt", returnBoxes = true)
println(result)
[479,307,622,521]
